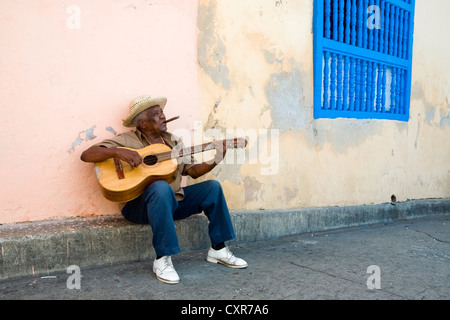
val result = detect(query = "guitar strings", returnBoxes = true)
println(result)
[142,140,243,165]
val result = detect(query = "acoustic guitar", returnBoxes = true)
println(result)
[94,138,247,202]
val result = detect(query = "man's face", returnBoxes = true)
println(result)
[142,105,167,134]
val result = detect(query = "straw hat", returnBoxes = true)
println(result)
[123,95,167,127]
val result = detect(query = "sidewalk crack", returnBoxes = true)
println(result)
[288,261,408,300]
[414,230,450,244]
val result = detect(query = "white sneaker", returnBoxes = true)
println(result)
[206,247,248,269]
[153,256,180,284]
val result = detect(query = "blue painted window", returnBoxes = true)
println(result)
[313,0,416,121]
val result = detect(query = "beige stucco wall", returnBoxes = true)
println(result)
[196,0,450,210]
[0,0,448,225]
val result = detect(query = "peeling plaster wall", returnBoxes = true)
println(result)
[197,0,450,210]
[1,0,448,225]
[0,0,199,224]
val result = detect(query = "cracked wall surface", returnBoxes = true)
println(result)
[0,0,449,224]
[197,0,450,211]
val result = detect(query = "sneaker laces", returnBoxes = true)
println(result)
[222,247,238,263]
[158,256,174,272]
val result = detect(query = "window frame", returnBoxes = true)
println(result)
[313,0,416,122]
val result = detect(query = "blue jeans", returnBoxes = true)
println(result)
[121,180,236,257]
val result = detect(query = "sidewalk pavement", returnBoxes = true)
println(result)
[1,214,449,301]
[2,199,449,282]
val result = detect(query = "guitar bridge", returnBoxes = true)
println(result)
[114,158,125,179]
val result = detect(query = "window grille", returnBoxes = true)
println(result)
[313,0,416,121]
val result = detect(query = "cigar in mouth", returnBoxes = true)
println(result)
[163,116,180,124]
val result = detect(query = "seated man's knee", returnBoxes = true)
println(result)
[143,180,173,199]
[204,180,222,190]
[204,180,224,196]
[205,180,222,189]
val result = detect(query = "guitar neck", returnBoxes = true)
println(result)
[180,142,216,157]
[156,138,246,162]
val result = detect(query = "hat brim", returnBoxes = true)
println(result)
[123,97,167,127]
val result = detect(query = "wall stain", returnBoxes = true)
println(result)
[67,125,97,154]
[263,59,412,154]
[106,126,118,136]
[412,81,450,127]
[440,110,450,128]
[198,1,231,90]
[283,186,299,203]
[265,68,307,130]
[243,176,263,203]
[440,95,450,128]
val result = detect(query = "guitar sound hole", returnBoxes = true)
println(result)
[143,155,158,166]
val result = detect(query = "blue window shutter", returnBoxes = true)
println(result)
[313,0,416,121]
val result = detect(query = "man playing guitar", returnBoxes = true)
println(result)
[81,95,247,284]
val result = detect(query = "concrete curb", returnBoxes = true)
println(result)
[1,198,449,280]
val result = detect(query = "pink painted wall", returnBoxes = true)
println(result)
[0,0,199,224]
